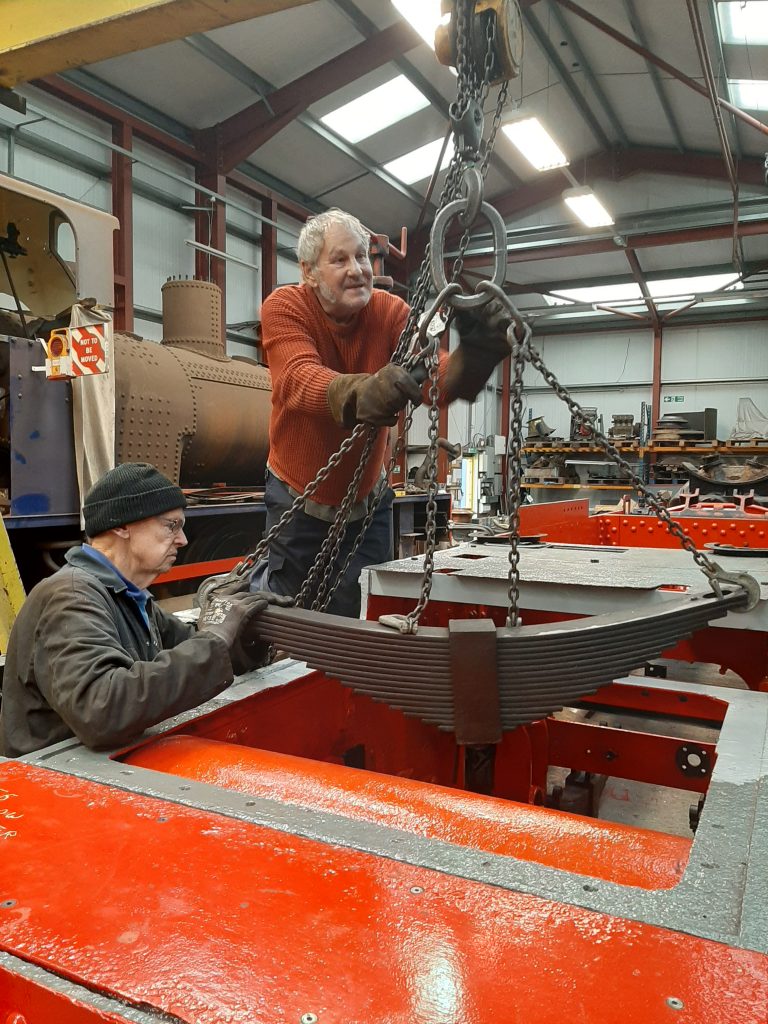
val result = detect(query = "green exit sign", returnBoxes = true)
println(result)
[663,395,684,403]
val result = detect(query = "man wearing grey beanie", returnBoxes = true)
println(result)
[0,462,290,758]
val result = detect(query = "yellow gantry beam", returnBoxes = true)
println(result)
[0,516,25,654]
[0,0,316,88]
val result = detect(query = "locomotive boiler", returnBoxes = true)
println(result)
[0,173,272,580]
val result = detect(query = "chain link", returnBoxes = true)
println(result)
[405,343,443,626]
[229,425,367,580]
[299,428,378,611]
[505,322,532,626]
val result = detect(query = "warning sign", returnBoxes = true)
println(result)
[70,324,107,375]
[43,323,109,380]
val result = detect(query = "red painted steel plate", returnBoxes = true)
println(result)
[0,762,766,1023]
[125,734,692,889]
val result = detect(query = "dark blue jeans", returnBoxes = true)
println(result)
[249,469,394,618]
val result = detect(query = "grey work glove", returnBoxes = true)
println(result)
[445,299,517,402]
[198,590,293,675]
[327,363,423,428]
[195,570,250,613]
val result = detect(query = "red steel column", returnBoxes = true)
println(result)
[651,321,663,434]
[194,128,227,324]
[261,197,278,305]
[111,121,134,332]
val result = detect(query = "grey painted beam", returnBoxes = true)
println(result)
[524,6,611,150]
[185,33,427,207]
[706,0,743,160]
[547,0,628,147]
[621,0,686,153]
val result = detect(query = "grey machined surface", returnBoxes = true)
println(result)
[13,666,768,956]
[0,949,181,1022]
[364,541,768,627]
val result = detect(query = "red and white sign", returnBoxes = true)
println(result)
[70,324,108,375]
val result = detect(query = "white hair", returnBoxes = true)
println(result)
[297,208,370,269]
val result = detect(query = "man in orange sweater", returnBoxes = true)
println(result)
[251,208,512,617]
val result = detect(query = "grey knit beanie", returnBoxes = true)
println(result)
[82,463,186,537]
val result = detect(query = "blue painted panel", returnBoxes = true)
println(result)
[6,335,80,518]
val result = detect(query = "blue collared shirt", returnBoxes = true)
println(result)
[81,544,151,628]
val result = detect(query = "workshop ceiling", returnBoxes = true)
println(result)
[18,0,768,329]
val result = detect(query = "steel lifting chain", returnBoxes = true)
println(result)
[226,424,367,584]
[206,0,758,628]
[296,427,379,610]
[382,7,514,633]
[502,299,532,627]
[215,6,507,615]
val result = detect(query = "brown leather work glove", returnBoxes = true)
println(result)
[327,363,423,428]
[198,590,293,675]
[444,299,517,402]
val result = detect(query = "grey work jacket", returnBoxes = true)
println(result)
[0,547,233,757]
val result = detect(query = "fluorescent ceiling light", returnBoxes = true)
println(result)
[717,2,768,45]
[320,76,430,144]
[391,0,447,50]
[384,136,455,185]
[563,187,614,227]
[501,117,568,171]
[729,79,768,111]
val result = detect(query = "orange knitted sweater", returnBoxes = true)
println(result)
[262,283,414,506]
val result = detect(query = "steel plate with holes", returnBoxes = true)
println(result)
[363,541,768,626]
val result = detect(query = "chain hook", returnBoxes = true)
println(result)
[459,166,484,228]
[407,282,463,379]
[702,562,762,611]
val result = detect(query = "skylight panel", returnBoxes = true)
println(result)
[648,273,742,298]
[551,283,642,304]
[729,79,768,111]
[384,136,455,185]
[391,0,446,50]
[717,2,768,45]
[502,118,568,171]
[549,274,742,307]
[320,75,430,144]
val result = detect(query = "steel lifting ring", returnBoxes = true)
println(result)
[429,197,508,310]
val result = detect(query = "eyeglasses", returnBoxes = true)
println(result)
[158,517,186,536]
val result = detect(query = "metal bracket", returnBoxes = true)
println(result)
[449,618,502,745]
